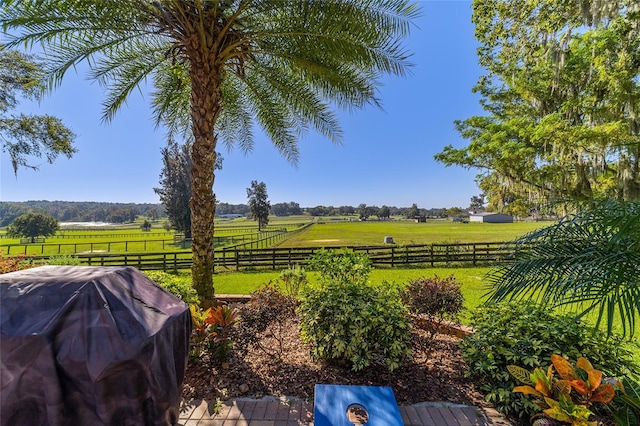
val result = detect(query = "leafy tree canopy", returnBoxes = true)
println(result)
[0,47,76,173]
[435,0,640,211]
[7,212,58,242]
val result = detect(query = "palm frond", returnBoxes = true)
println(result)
[486,200,640,337]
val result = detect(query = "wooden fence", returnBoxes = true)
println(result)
[0,226,304,255]
[1,239,179,255]
[54,232,172,239]
[18,241,520,272]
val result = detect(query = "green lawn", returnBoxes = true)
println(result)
[211,265,640,341]
[213,266,503,324]
[277,220,554,247]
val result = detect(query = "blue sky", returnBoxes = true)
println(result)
[1,1,486,209]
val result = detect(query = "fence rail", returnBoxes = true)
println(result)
[1,239,180,255]
[0,227,303,255]
[54,232,172,239]
[16,241,520,272]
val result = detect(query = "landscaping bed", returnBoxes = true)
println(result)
[181,316,488,407]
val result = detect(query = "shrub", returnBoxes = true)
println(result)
[234,282,298,358]
[402,275,464,337]
[307,248,371,286]
[508,355,618,425]
[299,249,410,371]
[460,301,638,421]
[143,271,199,305]
[610,372,640,425]
[0,254,44,273]
[278,265,307,297]
[190,305,237,362]
[47,254,81,266]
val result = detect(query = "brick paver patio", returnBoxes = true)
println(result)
[178,398,513,426]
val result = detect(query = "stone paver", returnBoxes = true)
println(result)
[178,398,513,426]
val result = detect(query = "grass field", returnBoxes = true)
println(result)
[205,265,640,341]
[0,220,310,255]
[277,219,554,247]
[213,266,491,320]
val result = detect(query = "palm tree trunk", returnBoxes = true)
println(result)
[189,55,222,305]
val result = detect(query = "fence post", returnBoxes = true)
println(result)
[391,247,395,267]
[472,243,477,266]
[273,249,276,270]
[430,245,434,267]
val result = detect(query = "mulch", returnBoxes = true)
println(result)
[181,316,489,407]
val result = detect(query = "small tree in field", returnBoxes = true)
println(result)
[7,213,58,243]
[247,180,270,231]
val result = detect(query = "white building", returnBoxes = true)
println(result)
[469,212,513,223]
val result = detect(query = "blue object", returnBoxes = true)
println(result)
[313,384,404,426]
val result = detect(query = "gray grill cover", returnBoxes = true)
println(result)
[0,266,191,426]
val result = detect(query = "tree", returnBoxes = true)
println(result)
[271,201,302,217]
[445,207,463,218]
[0,47,76,173]
[469,193,485,212]
[338,205,355,216]
[377,205,391,219]
[7,212,58,242]
[307,205,332,217]
[357,203,370,220]
[486,200,640,338]
[246,180,270,231]
[405,203,419,219]
[155,139,222,238]
[0,202,29,227]
[140,219,152,231]
[435,0,640,208]
[1,0,418,303]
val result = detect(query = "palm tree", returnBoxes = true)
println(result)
[1,0,419,303]
[485,201,640,337]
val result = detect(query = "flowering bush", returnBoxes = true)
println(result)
[0,253,44,274]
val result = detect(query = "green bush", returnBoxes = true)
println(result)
[143,271,200,305]
[47,254,81,266]
[610,371,640,425]
[299,249,410,371]
[460,301,638,421]
[278,265,307,297]
[307,248,371,286]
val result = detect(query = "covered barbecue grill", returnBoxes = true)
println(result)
[0,265,191,426]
